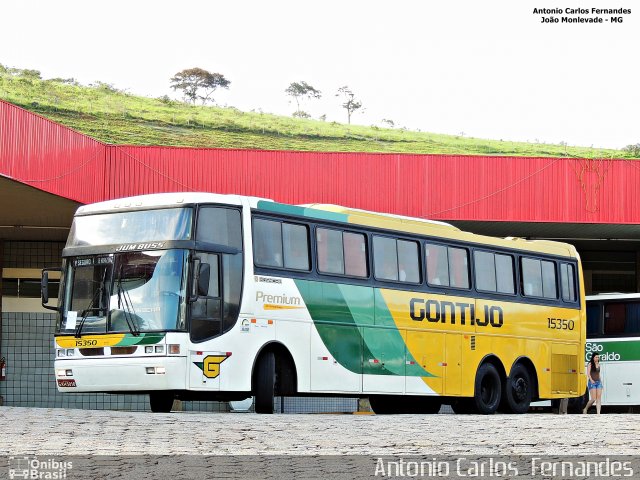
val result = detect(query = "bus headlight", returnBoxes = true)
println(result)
[146,366,166,375]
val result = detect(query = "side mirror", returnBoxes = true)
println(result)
[198,263,210,296]
[189,259,211,302]
[41,271,49,304]
[41,268,62,312]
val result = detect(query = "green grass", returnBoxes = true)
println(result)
[0,69,635,158]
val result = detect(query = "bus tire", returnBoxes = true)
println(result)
[473,363,501,414]
[149,392,174,413]
[568,388,589,414]
[254,351,276,414]
[502,363,533,414]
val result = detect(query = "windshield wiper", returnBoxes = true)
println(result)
[75,270,108,338]
[114,265,140,337]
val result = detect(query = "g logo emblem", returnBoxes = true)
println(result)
[202,355,228,378]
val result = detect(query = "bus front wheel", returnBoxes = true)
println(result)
[149,392,174,413]
[473,363,501,414]
[254,351,276,414]
[502,363,533,414]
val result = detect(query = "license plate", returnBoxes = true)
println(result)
[57,379,77,388]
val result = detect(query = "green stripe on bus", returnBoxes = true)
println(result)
[296,280,433,377]
[297,280,374,374]
[371,289,433,377]
[256,201,349,223]
[587,340,640,362]
[116,333,166,346]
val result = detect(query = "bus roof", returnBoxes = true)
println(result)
[586,293,640,301]
[294,203,579,259]
[75,192,270,215]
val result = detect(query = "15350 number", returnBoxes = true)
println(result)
[547,317,575,330]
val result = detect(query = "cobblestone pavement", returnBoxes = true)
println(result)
[1,407,638,456]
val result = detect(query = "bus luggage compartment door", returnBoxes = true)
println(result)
[189,351,224,390]
[310,324,362,393]
[603,361,640,405]
[405,331,444,395]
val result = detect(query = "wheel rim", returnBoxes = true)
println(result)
[512,376,528,403]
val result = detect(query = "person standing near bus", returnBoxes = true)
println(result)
[583,353,603,414]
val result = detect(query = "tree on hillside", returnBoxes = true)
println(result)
[3,68,42,79]
[623,143,640,157]
[336,86,362,124]
[170,68,230,105]
[285,81,321,117]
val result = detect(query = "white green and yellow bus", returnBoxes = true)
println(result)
[42,193,586,414]
[584,293,640,409]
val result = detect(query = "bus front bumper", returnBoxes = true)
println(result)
[54,356,187,393]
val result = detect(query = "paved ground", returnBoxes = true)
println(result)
[1,407,638,456]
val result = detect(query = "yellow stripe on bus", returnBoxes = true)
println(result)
[263,304,305,310]
[55,334,126,348]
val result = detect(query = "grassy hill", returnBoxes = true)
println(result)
[0,66,634,158]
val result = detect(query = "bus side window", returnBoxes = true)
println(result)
[426,243,469,289]
[425,243,449,286]
[586,304,602,335]
[373,236,398,281]
[397,239,420,283]
[190,253,222,342]
[197,207,242,249]
[317,228,345,275]
[253,218,283,268]
[343,232,368,277]
[495,253,515,294]
[521,257,557,299]
[560,263,576,302]
[626,302,640,334]
[448,247,469,289]
[282,223,310,271]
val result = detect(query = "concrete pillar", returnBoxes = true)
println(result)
[0,240,4,354]
[583,269,593,295]
[0,241,4,406]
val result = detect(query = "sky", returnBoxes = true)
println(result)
[0,0,637,149]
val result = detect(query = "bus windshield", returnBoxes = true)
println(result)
[59,250,188,334]
[66,208,193,247]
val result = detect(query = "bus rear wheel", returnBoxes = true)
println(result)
[254,351,276,414]
[472,363,501,414]
[502,363,533,414]
[567,388,589,413]
[149,392,174,413]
